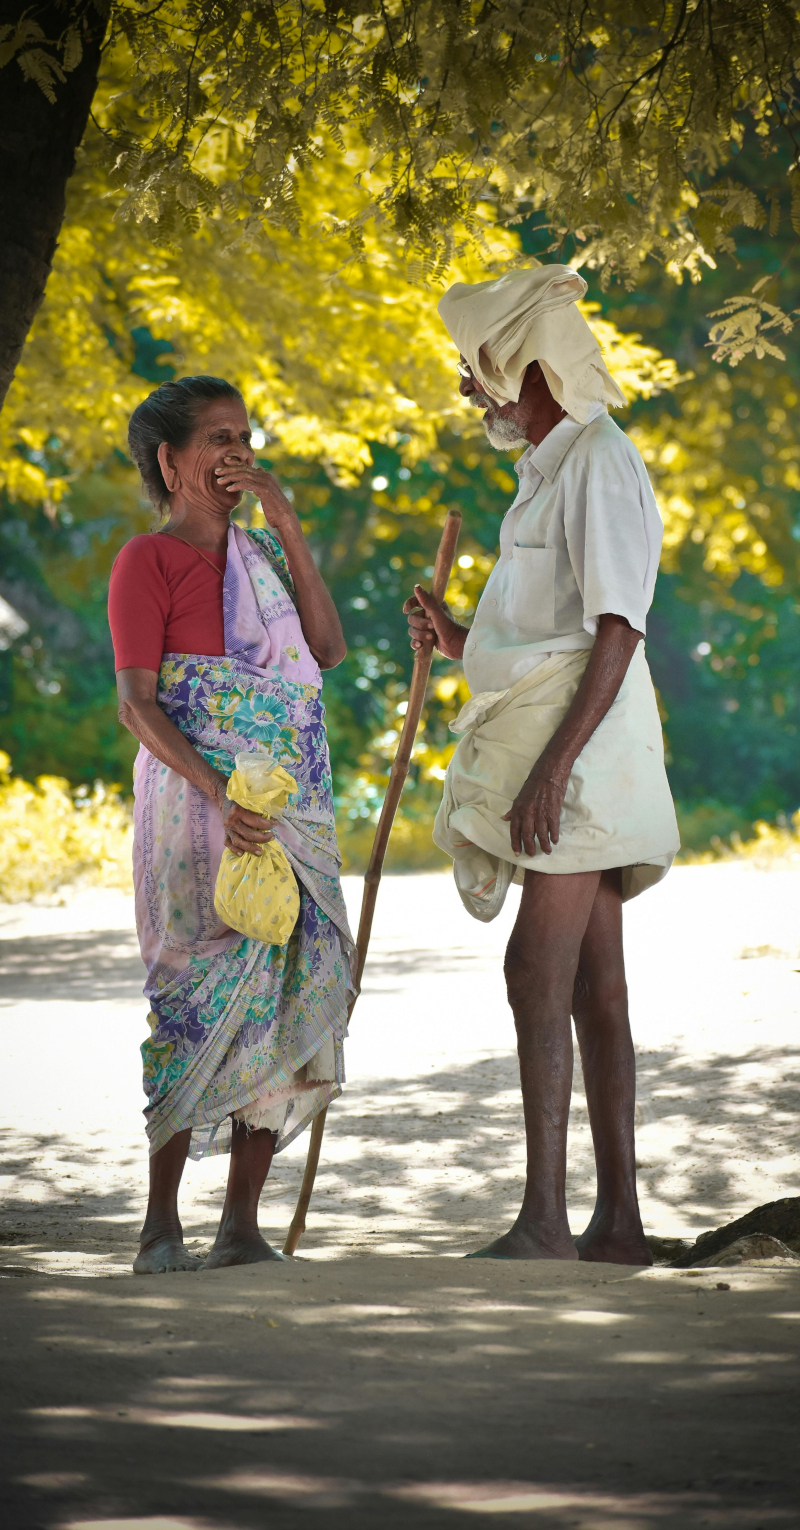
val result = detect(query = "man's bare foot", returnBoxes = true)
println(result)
[133,1236,203,1275]
[467,1217,579,1261]
[577,1230,653,1266]
[202,1229,287,1269]
[577,1212,653,1267]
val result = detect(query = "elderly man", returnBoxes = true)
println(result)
[405,266,679,1263]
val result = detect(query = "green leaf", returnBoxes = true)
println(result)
[62,27,83,74]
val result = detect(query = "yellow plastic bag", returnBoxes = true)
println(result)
[213,754,300,945]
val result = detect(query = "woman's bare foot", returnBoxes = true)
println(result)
[467,1215,579,1261]
[133,1235,203,1274]
[135,1129,197,1273]
[577,1209,653,1266]
[201,1120,280,1268]
[202,1228,287,1269]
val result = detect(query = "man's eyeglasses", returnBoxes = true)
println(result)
[456,360,473,379]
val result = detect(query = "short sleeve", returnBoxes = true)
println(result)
[108,538,169,671]
[564,430,660,638]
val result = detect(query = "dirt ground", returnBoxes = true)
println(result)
[1,864,799,1527]
[1,865,799,1271]
[3,1257,800,1530]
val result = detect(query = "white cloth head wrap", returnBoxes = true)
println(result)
[437,265,626,424]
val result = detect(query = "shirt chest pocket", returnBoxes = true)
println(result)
[508,545,557,635]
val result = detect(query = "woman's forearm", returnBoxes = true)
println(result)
[117,678,277,856]
[119,695,226,805]
[274,514,346,669]
[213,464,346,669]
[535,615,642,784]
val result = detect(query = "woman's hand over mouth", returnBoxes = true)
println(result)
[215,463,295,530]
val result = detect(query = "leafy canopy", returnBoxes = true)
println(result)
[3,1,799,633]
[94,4,800,330]
[3,0,800,856]
[0,121,680,503]
[5,2,800,357]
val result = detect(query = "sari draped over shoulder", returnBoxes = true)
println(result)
[132,523,355,1160]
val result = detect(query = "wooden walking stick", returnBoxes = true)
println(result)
[283,507,462,1256]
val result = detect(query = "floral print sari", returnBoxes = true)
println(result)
[132,523,354,1159]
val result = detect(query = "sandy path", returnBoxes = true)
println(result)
[1,864,799,1275]
[4,1256,799,1530]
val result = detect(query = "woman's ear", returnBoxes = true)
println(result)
[157,441,179,493]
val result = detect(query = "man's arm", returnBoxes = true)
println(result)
[504,614,642,856]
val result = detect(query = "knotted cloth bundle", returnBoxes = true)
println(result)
[214,754,300,945]
[437,264,626,423]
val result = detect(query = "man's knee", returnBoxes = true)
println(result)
[572,965,628,1022]
[503,938,538,1013]
[504,938,569,1014]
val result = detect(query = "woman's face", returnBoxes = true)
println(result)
[159,398,254,515]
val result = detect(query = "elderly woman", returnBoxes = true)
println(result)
[108,375,354,1274]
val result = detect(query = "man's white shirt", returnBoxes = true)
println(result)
[462,404,664,695]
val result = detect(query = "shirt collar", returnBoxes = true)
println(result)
[514,403,607,486]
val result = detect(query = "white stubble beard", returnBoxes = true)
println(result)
[468,392,528,451]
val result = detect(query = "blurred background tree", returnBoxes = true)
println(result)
[1,1,799,875]
[3,2,799,405]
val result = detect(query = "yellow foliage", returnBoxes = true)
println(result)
[628,370,789,587]
[578,304,688,401]
[0,107,685,504]
[0,138,517,499]
[683,812,800,868]
[0,752,133,902]
[84,5,797,303]
[339,813,449,874]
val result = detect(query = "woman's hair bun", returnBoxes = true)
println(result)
[128,376,244,510]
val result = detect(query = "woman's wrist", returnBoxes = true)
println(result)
[260,498,299,539]
[206,769,229,809]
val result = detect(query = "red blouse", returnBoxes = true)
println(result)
[108,534,226,672]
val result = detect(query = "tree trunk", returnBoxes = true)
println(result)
[0,2,105,412]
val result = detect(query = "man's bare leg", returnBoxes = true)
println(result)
[134,1127,203,1273]
[572,869,652,1266]
[469,868,601,1260]
[203,1119,285,1267]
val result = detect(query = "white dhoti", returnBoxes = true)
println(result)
[433,646,680,922]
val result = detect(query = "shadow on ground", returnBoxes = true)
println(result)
[2,1038,799,1272]
[0,929,486,1007]
[0,931,143,1003]
[2,1257,798,1530]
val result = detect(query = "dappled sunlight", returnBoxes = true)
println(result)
[5,1255,799,1528]
[201,1468,362,1507]
[18,1473,88,1491]
[113,1410,323,1432]
[61,1521,212,1530]
[610,1352,687,1364]
[1,868,799,1278]
[556,1311,632,1326]
[30,1406,94,1419]
[58,1472,794,1530]
[389,1479,796,1524]
[0,929,142,1003]
[1,1030,798,1272]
